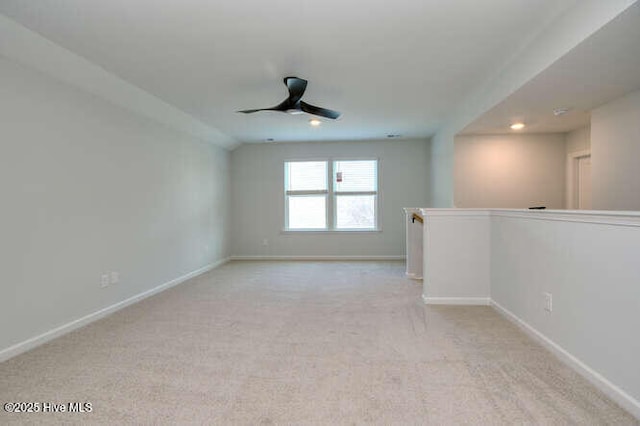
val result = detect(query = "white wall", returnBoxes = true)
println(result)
[591,89,640,210]
[490,210,640,416]
[430,130,455,208]
[0,57,230,355]
[454,133,566,208]
[566,125,591,154]
[427,1,634,207]
[230,139,430,257]
[419,208,640,417]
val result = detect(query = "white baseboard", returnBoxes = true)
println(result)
[491,300,640,420]
[229,255,405,261]
[422,295,490,305]
[0,257,230,363]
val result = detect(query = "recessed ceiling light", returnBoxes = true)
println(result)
[553,107,571,116]
[309,119,321,127]
[510,123,525,130]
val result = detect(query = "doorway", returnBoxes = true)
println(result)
[567,150,592,210]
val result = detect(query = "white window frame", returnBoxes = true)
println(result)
[284,158,380,232]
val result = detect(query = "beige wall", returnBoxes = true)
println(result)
[0,57,230,355]
[591,89,640,211]
[454,133,566,209]
[230,139,430,257]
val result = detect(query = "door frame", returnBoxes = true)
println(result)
[566,149,591,209]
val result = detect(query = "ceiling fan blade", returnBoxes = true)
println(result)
[239,77,336,117]
[237,105,283,114]
[237,96,295,114]
[300,101,342,120]
[284,77,307,103]
[237,108,267,114]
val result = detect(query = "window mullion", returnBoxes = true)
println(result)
[327,160,334,230]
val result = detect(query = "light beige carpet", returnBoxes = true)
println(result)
[0,261,637,425]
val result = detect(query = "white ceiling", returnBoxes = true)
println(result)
[0,0,577,144]
[462,2,640,135]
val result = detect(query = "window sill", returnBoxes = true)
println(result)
[281,229,382,234]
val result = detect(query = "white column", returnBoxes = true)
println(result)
[420,208,491,305]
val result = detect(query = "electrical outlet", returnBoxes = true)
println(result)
[100,274,110,288]
[544,292,553,312]
[262,238,269,246]
[110,271,119,284]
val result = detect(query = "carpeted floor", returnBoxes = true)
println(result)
[0,261,637,424]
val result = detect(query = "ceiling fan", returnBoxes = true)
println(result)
[237,76,342,120]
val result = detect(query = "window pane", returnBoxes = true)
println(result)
[286,161,327,191]
[288,196,326,229]
[336,195,376,229]
[334,160,377,192]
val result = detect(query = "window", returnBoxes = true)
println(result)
[333,160,377,229]
[285,161,327,229]
[285,159,378,231]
